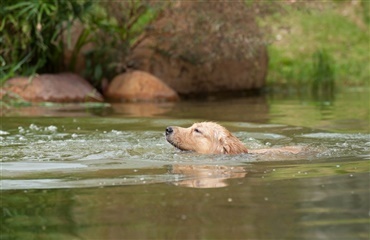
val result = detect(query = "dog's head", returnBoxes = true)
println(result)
[165,122,248,154]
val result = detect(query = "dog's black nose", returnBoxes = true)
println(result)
[165,126,173,136]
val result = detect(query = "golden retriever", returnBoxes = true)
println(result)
[165,122,302,154]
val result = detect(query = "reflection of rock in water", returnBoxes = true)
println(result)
[170,165,247,188]
[111,102,174,117]
[0,104,108,117]
[163,96,270,123]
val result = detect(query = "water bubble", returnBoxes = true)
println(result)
[227,198,233,202]
[111,130,122,135]
[0,130,9,135]
[29,124,40,131]
[336,165,340,168]
[18,127,25,133]
[264,197,269,201]
[71,133,78,138]
[45,125,57,132]
[19,136,27,141]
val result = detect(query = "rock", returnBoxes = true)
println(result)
[111,102,174,117]
[127,1,268,95]
[2,73,103,102]
[105,71,179,102]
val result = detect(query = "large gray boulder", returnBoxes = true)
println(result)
[127,1,268,95]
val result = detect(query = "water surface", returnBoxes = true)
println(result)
[1,89,369,239]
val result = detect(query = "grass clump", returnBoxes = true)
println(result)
[260,2,369,92]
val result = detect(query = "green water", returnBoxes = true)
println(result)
[1,89,369,239]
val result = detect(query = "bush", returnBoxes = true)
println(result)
[0,0,161,88]
[0,0,93,84]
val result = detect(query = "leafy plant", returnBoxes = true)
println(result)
[0,0,162,89]
[81,1,162,88]
[0,0,93,84]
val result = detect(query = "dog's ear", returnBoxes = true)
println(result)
[219,134,248,154]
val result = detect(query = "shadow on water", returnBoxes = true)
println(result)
[1,89,369,239]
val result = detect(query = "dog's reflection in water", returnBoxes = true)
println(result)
[169,164,246,188]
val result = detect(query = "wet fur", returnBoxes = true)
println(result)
[166,122,248,154]
[165,122,302,155]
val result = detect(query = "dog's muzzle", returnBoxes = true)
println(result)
[165,126,173,136]
[165,126,178,148]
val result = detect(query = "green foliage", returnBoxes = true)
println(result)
[81,1,161,87]
[361,0,370,24]
[0,0,161,88]
[0,0,93,84]
[261,2,369,92]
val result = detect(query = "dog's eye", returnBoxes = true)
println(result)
[194,128,202,134]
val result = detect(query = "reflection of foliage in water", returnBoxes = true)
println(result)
[311,49,335,101]
[1,190,76,239]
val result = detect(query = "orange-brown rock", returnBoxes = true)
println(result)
[2,73,103,102]
[105,71,179,102]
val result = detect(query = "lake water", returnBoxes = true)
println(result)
[1,88,369,239]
